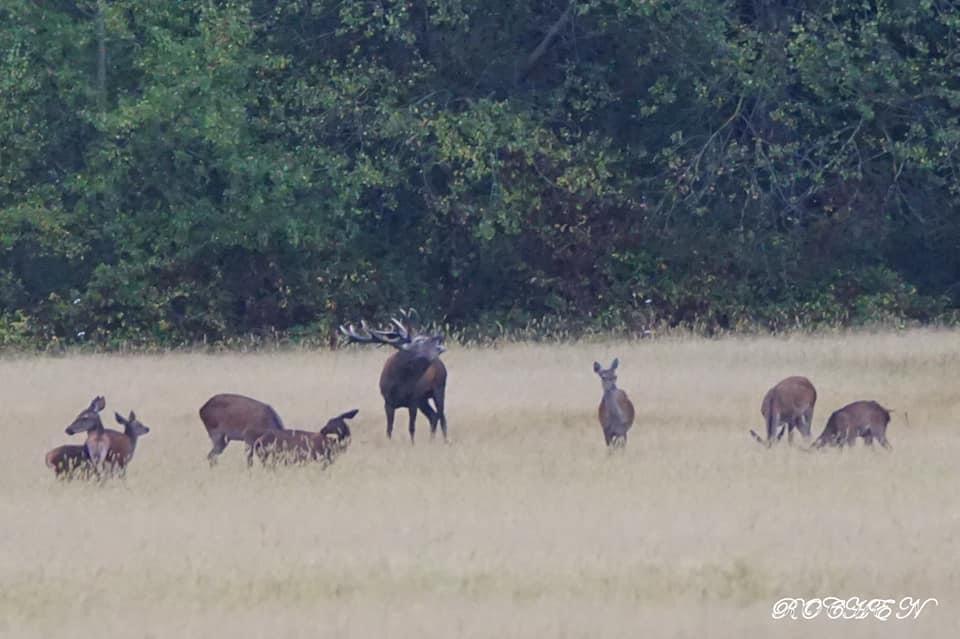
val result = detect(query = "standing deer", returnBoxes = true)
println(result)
[593,358,635,448]
[64,398,151,477]
[199,393,285,465]
[812,400,893,450]
[749,376,817,447]
[106,411,151,475]
[64,395,108,476]
[251,409,358,466]
[340,309,447,443]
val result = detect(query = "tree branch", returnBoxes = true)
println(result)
[517,1,576,83]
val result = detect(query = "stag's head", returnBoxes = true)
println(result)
[340,308,445,362]
[593,358,620,392]
[65,396,106,435]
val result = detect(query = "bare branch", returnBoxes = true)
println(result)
[517,1,576,83]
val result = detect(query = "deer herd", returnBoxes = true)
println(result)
[43,310,896,480]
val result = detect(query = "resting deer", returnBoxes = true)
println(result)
[812,400,893,450]
[593,358,635,448]
[749,376,817,447]
[251,409,358,466]
[45,445,91,479]
[340,309,447,443]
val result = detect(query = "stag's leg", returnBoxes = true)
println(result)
[207,432,228,466]
[878,432,893,450]
[787,423,795,445]
[419,399,439,438]
[408,405,418,443]
[434,385,448,441]
[384,403,396,439]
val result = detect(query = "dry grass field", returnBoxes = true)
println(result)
[1,330,958,638]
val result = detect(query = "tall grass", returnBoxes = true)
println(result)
[1,330,958,638]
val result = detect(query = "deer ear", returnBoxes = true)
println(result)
[128,411,136,421]
[611,358,619,370]
[92,396,106,412]
[114,411,126,424]
[593,362,602,373]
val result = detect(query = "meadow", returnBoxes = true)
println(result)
[1,330,958,638]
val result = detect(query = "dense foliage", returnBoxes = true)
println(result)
[2,0,959,348]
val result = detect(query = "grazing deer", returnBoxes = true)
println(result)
[593,358,635,448]
[251,409,358,466]
[340,309,447,443]
[749,376,817,447]
[199,393,285,465]
[812,400,893,450]
[45,445,91,479]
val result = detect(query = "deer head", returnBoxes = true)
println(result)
[593,358,619,392]
[115,411,151,438]
[340,308,445,362]
[65,396,106,435]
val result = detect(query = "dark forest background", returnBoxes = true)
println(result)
[2,0,959,348]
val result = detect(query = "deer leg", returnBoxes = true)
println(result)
[840,428,855,448]
[419,399,438,438]
[801,409,814,441]
[434,387,448,441]
[408,405,418,444]
[385,403,396,439]
[787,423,795,445]
[207,433,228,466]
[878,434,892,450]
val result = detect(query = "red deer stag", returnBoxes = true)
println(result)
[593,358,635,448]
[340,309,447,443]
[251,409,358,466]
[812,400,893,450]
[749,376,817,447]
[199,393,285,465]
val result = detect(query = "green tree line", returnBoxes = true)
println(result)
[2,0,959,348]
